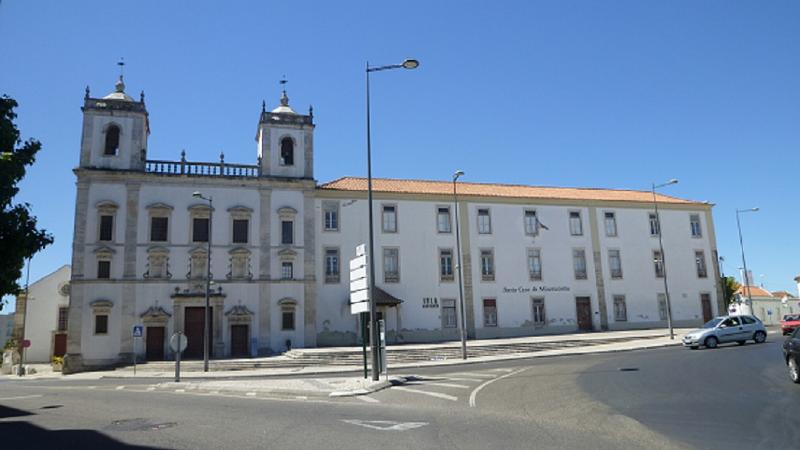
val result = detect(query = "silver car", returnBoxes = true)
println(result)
[682,315,767,349]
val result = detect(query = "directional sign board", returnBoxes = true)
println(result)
[350,244,370,315]
[132,325,144,338]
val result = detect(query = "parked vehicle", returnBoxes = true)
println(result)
[782,327,800,383]
[780,314,800,335]
[682,315,767,349]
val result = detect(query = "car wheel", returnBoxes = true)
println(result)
[754,331,767,344]
[737,341,746,345]
[704,336,718,349]
[690,346,699,350]
[789,357,800,384]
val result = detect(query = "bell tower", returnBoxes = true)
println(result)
[79,72,149,171]
[256,86,314,179]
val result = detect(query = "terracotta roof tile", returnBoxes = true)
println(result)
[736,285,774,297]
[318,177,705,205]
[772,290,796,299]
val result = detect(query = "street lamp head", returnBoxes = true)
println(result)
[192,191,203,198]
[751,207,759,212]
[402,59,419,70]
[453,170,465,181]
[668,178,679,185]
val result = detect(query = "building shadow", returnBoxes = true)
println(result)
[0,404,34,419]
[0,421,163,449]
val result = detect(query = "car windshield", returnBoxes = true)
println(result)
[703,318,723,328]
[784,315,799,321]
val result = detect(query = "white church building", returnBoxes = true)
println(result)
[64,75,724,372]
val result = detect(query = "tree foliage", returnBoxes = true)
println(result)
[0,96,54,310]
[721,276,741,309]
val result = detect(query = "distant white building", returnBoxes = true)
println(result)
[13,265,71,363]
[64,75,724,372]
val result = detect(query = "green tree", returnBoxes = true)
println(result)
[0,96,54,311]
[721,276,741,309]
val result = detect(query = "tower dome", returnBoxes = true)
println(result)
[103,75,134,101]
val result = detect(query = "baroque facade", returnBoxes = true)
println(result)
[65,76,724,372]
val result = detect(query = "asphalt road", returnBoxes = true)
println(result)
[1,331,796,449]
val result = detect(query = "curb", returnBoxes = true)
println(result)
[329,376,406,397]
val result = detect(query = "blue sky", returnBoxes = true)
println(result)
[1,1,798,311]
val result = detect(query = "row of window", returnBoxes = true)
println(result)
[322,203,705,239]
[91,309,297,335]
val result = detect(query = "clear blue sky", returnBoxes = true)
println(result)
[1,1,798,312]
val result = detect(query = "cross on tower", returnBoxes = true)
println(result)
[117,58,125,77]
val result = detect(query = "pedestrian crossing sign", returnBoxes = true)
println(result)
[132,325,143,338]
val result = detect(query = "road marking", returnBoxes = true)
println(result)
[341,419,428,431]
[393,386,458,401]
[405,381,470,389]
[446,372,496,378]
[175,389,185,393]
[355,395,380,403]
[488,368,514,372]
[87,386,97,389]
[146,387,156,391]
[295,396,308,400]
[439,376,484,382]
[245,392,257,396]
[0,394,43,401]
[209,390,219,394]
[469,367,529,408]
[115,386,125,390]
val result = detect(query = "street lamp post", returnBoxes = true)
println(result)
[452,170,467,359]
[652,179,678,340]
[17,258,31,376]
[192,192,213,372]
[365,58,418,381]
[736,207,759,315]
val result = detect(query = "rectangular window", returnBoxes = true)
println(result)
[483,299,498,327]
[437,207,452,233]
[281,220,293,244]
[649,213,660,236]
[192,218,209,242]
[613,295,627,322]
[382,205,397,233]
[604,212,617,237]
[657,294,668,321]
[383,248,400,282]
[439,249,454,281]
[281,262,293,280]
[690,214,702,237]
[99,215,114,241]
[57,307,69,332]
[569,211,583,236]
[441,299,457,329]
[532,297,546,326]
[232,219,249,244]
[477,209,491,234]
[608,249,623,279]
[95,315,108,335]
[325,248,340,283]
[281,310,295,331]
[573,249,587,280]
[524,210,538,235]
[480,249,495,281]
[150,217,168,242]
[527,248,542,281]
[323,203,339,231]
[653,250,664,277]
[97,260,111,279]
[695,250,708,278]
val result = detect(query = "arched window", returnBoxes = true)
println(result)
[280,137,294,166]
[104,125,120,156]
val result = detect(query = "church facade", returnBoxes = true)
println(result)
[65,76,724,372]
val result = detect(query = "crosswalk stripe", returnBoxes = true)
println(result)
[115,386,125,390]
[405,381,470,389]
[488,368,514,372]
[355,395,380,403]
[445,372,496,379]
[393,386,458,401]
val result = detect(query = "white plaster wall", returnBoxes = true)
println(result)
[22,266,71,362]
[80,284,123,361]
[269,129,306,178]
[87,116,137,170]
[85,183,127,278]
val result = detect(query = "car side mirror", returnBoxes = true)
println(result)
[720,324,727,328]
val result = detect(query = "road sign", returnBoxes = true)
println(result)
[132,325,143,338]
[170,332,188,353]
[351,288,369,303]
[350,245,370,315]
[351,301,370,314]
[350,255,367,271]
[22,339,31,348]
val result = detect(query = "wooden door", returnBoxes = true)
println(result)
[576,297,593,331]
[184,307,212,359]
[53,334,67,357]
[146,326,165,361]
[230,325,249,358]
[701,294,713,323]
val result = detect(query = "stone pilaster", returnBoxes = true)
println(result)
[257,188,272,354]
[304,129,314,179]
[303,190,317,346]
[118,183,141,360]
[589,207,609,331]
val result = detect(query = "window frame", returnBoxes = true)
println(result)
[97,260,111,279]
[439,248,454,282]
[381,204,398,233]
[483,298,498,327]
[480,248,495,282]
[569,210,583,236]
[383,247,400,283]
[531,297,546,326]
[653,250,665,278]
[524,209,538,236]
[604,211,618,237]
[690,214,702,238]
[695,250,708,278]
[613,295,627,322]
[57,307,69,332]
[279,136,295,166]
[281,261,294,280]
[281,219,294,245]
[94,314,109,335]
[608,249,623,279]
[477,208,492,234]
[322,201,340,232]
[281,308,295,331]
[649,212,661,237]
[324,247,340,284]
[657,294,668,321]
[527,248,542,281]
[436,206,452,234]
[573,248,587,280]
[441,298,457,329]
[103,124,121,156]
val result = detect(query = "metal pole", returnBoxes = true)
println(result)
[366,63,380,381]
[18,258,31,376]
[175,331,182,383]
[453,176,467,359]
[719,256,727,313]
[361,312,368,379]
[204,197,213,372]
[653,185,674,340]
[736,211,753,313]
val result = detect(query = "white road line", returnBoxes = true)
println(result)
[488,368,514,372]
[115,386,125,390]
[175,389,185,393]
[438,376,484,382]
[146,387,156,391]
[393,386,458,401]
[0,394,43,401]
[469,367,529,408]
[446,372,496,378]
[355,395,380,403]
[209,390,219,394]
[245,392,257,396]
[405,381,470,389]
[87,386,97,389]
[295,396,308,400]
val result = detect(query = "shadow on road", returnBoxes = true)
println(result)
[0,421,163,449]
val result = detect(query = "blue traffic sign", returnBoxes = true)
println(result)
[132,325,144,338]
